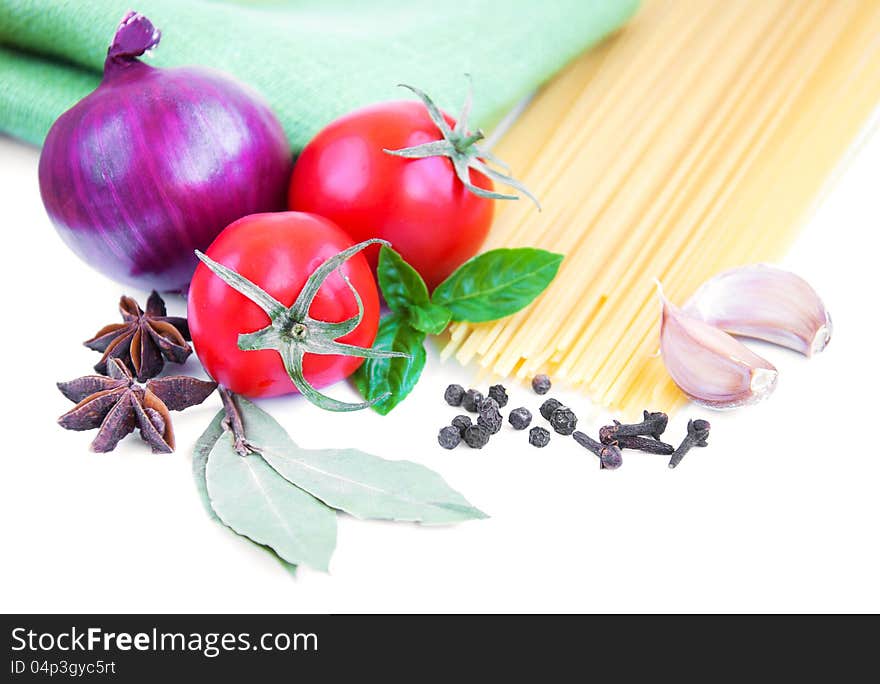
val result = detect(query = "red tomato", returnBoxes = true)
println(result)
[287,100,494,290]
[187,212,380,398]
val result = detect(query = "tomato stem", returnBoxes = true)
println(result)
[455,130,485,152]
[384,80,541,210]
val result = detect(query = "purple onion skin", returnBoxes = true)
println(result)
[38,13,292,293]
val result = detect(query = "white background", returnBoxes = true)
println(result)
[1,114,878,614]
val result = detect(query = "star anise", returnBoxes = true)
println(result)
[85,291,191,382]
[57,358,217,453]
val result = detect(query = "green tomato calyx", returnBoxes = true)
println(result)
[195,238,409,412]
[384,78,541,210]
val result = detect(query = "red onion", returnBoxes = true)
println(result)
[38,12,292,292]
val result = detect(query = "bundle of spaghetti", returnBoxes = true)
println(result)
[443,0,880,417]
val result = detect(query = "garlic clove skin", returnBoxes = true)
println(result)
[683,264,831,357]
[660,294,778,409]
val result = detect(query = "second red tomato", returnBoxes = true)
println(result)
[287,100,494,290]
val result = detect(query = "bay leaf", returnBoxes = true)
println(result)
[205,429,336,571]
[193,411,225,522]
[193,413,298,577]
[235,397,488,524]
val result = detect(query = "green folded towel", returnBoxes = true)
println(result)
[0,0,638,149]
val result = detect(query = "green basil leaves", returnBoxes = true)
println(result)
[354,246,563,412]
[377,248,452,335]
[432,248,563,322]
[378,247,430,313]
[353,314,427,415]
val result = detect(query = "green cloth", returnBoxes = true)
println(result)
[0,0,638,149]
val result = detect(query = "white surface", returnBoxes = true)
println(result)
[1,122,878,615]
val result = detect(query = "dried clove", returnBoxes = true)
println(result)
[599,426,674,455]
[668,419,711,469]
[601,410,668,441]
[573,431,623,470]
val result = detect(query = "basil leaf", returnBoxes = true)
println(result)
[352,313,426,415]
[432,248,563,322]
[233,397,486,524]
[377,246,452,334]
[193,414,298,577]
[408,302,452,335]
[378,246,430,311]
[206,430,337,572]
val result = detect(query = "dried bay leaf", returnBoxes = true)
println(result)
[235,397,488,524]
[206,437,336,571]
[193,411,225,522]
[193,413,297,576]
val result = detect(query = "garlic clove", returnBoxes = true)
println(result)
[684,264,831,357]
[660,294,778,409]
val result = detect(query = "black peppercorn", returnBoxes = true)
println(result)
[463,424,491,449]
[444,383,465,406]
[480,397,499,411]
[539,398,562,421]
[487,384,509,407]
[531,374,551,395]
[462,389,484,413]
[529,426,551,447]
[451,415,472,436]
[437,426,461,449]
[549,407,578,435]
[508,407,532,430]
[477,398,503,434]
